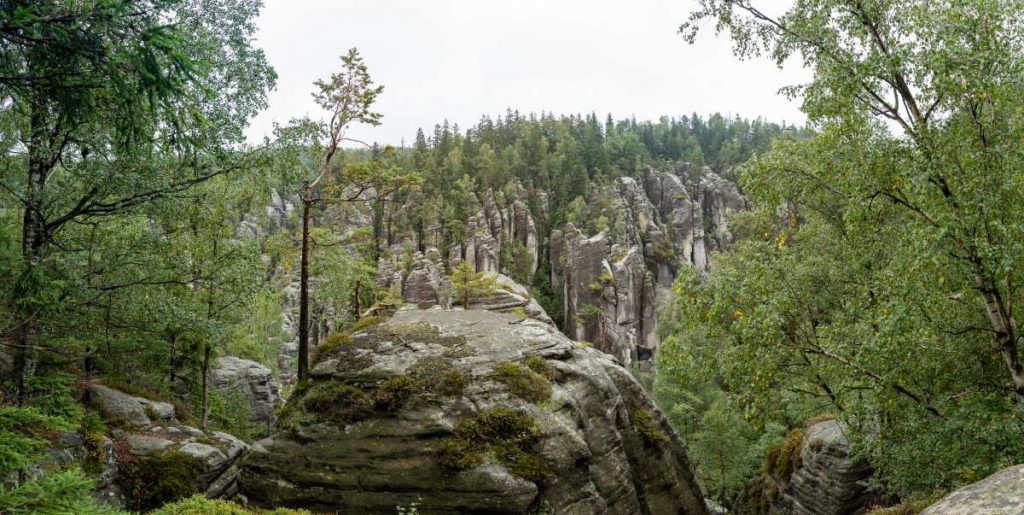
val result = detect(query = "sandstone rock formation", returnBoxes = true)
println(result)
[210,356,282,429]
[84,384,248,509]
[744,419,871,515]
[546,165,743,365]
[922,464,1024,514]
[552,227,658,365]
[240,309,708,514]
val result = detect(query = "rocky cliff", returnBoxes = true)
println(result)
[240,308,709,514]
[551,165,744,365]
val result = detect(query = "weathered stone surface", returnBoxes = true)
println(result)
[553,227,657,365]
[211,356,282,428]
[78,385,251,508]
[87,384,176,428]
[922,464,1024,514]
[467,273,554,326]
[402,250,449,308]
[767,420,871,515]
[241,309,708,514]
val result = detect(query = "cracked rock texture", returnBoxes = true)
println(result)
[240,308,708,514]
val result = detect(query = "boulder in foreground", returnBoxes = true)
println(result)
[240,308,708,514]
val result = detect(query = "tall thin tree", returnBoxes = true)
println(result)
[297,48,383,380]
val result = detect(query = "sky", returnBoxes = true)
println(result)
[243,0,810,146]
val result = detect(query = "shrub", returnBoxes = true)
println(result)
[491,362,552,403]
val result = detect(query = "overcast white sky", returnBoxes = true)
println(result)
[244,0,809,146]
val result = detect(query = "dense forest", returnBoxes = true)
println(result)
[3,0,1024,514]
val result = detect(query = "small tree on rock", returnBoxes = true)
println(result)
[449,261,497,310]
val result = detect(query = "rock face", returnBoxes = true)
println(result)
[922,464,1024,514]
[553,227,658,366]
[240,309,708,514]
[83,384,249,508]
[751,420,871,515]
[547,166,743,365]
[211,356,282,429]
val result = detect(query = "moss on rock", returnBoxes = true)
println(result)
[301,383,372,425]
[312,331,351,365]
[766,428,804,482]
[491,362,552,403]
[435,407,551,482]
[117,451,205,512]
[524,355,557,380]
[372,375,417,411]
[150,495,312,514]
[633,409,668,446]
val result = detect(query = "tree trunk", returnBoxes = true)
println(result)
[14,101,50,404]
[298,186,312,380]
[200,343,211,430]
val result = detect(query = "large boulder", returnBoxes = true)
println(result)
[83,384,248,509]
[211,356,282,429]
[922,464,1024,514]
[745,419,871,515]
[240,309,708,514]
[87,384,177,428]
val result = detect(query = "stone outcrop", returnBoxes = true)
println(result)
[745,420,871,515]
[83,384,249,508]
[470,273,554,326]
[240,309,708,514]
[552,227,657,366]
[211,356,282,429]
[546,165,743,365]
[921,464,1024,514]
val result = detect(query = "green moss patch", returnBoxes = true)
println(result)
[150,495,313,514]
[435,407,551,481]
[350,315,384,333]
[117,451,205,512]
[301,383,373,424]
[524,355,557,380]
[491,362,552,403]
[372,375,417,410]
[312,331,351,364]
[766,428,804,482]
[633,409,668,446]
[407,356,471,397]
